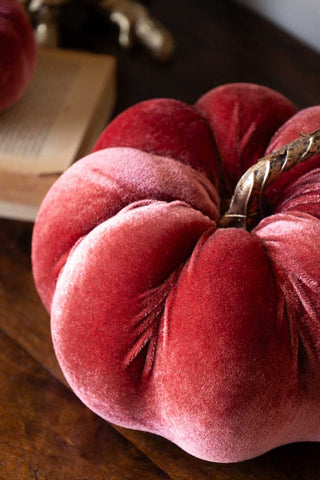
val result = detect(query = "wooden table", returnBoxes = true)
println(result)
[1,1,320,478]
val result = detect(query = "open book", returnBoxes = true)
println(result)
[0,48,116,221]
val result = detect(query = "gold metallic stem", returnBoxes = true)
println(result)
[219,128,320,231]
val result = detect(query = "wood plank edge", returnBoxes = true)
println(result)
[0,324,175,480]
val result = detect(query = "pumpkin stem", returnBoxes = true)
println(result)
[219,127,320,231]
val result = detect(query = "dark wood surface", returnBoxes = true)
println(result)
[1,1,320,478]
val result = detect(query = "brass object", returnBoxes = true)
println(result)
[20,0,64,47]
[101,0,175,61]
[21,0,174,61]
[219,128,320,231]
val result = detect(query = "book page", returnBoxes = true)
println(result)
[0,49,116,175]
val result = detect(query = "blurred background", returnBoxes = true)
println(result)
[57,0,320,111]
[21,0,320,113]
[236,0,320,53]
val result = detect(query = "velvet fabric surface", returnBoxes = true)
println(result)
[0,0,37,111]
[32,83,320,463]
[93,98,220,185]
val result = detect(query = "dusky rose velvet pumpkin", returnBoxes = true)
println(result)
[32,83,320,463]
[0,0,37,111]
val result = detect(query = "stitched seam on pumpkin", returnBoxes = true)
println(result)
[252,232,314,387]
[123,267,182,380]
[251,232,297,360]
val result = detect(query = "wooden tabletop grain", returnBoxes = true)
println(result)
[1,1,320,478]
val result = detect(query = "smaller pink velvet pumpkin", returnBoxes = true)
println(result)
[0,0,37,111]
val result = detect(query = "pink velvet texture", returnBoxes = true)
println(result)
[0,0,37,111]
[32,83,320,463]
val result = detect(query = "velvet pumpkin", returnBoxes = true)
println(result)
[0,0,37,111]
[32,83,320,463]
